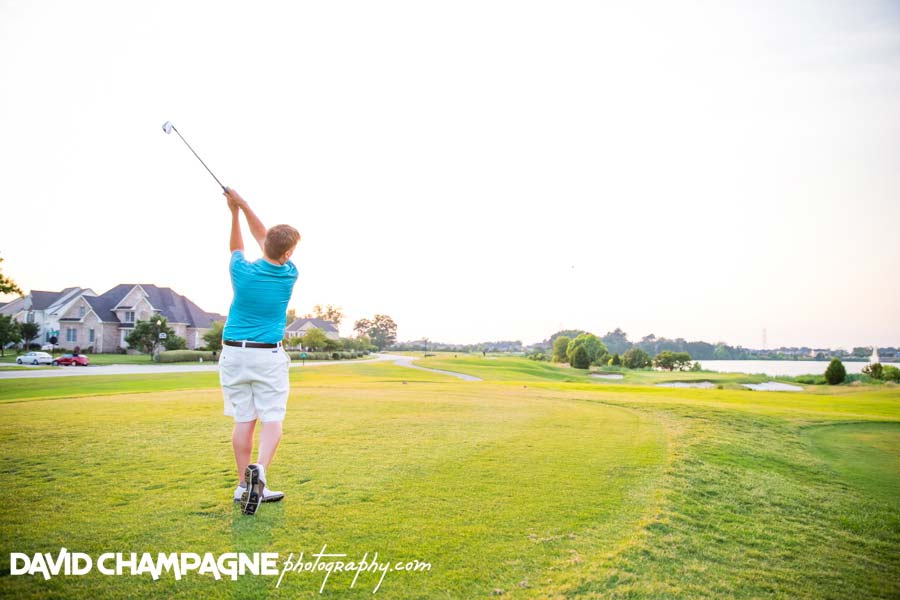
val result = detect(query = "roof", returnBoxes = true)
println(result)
[89,284,222,328]
[30,290,63,310]
[0,288,87,316]
[285,317,339,334]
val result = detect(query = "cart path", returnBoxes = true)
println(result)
[387,355,482,381]
[0,354,480,381]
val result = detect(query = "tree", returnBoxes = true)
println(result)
[654,351,692,371]
[0,255,22,296]
[824,359,846,385]
[310,304,343,327]
[566,333,608,365]
[0,315,20,356]
[125,314,175,356]
[552,336,571,362]
[20,322,40,348]
[549,329,586,345]
[602,328,632,355]
[354,314,397,350]
[285,309,297,326]
[713,343,732,360]
[570,344,591,369]
[300,328,328,350]
[353,318,372,337]
[202,321,224,351]
[622,347,651,369]
[609,353,622,366]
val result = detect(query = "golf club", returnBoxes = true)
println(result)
[161,121,226,191]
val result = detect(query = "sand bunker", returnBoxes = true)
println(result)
[742,381,803,392]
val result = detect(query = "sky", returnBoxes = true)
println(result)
[1,0,898,349]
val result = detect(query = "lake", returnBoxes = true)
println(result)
[697,360,871,377]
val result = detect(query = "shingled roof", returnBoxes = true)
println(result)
[285,317,339,334]
[88,284,223,327]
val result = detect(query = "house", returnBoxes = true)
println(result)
[0,287,96,344]
[54,284,225,352]
[284,318,340,342]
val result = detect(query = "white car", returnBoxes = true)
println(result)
[16,351,54,365]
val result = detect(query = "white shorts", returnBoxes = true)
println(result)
[219,344,291,422]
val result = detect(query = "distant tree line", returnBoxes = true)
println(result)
[388,340,524,353]
[529,329,898,362]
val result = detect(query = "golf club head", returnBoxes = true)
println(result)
[161,121,174,134]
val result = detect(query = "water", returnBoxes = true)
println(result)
[697,360,870,377]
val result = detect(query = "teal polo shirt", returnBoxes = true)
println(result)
[223,250,298,344]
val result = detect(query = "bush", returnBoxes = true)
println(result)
[883,365,900,383]
[654,351,692,371]
[164,334,187,351]
[623,347,651,369]
[824,358,846,385]
[862,363,883,379]
[158,350,218,363]
[570,345,590,369]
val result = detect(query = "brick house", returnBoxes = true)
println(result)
[55,284,225,352]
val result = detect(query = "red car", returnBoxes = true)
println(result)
[53,354,90,367]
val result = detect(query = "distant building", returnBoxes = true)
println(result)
[53,284,225,352]
[0,287,96,345]
[284,318,340,342]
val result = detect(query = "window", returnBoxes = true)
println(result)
[66,328,77,343]
[27,312,34,323]
[79,305,86,318]
[89,329,95,343]
[124,311,135,323]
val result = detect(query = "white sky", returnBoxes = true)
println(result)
[1,0,898,348]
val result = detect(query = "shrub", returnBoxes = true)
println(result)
[164,334,187,351]
[690,361,701,372]
[158,350,218,363]
[552,337,570,362]
[654,351,692,371]
[609,353,622,366]
[570,345,590,369]
[623,347,651,369]
[824,358,846,385]
[883,365,900,383]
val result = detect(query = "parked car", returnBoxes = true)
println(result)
[53,354,90,367]
[16,351,54,365]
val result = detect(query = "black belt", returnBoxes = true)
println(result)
[224,340,282,349]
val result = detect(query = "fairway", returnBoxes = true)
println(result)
[1,357,898,598]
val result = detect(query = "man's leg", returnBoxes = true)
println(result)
[256,420,283,471]
[232,419,256,486]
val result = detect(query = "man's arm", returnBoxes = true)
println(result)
[225,189,243,252]
[224,187,266,254]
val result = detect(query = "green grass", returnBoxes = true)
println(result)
[1,357,898,598]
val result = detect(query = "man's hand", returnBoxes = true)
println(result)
[224,187,247,213]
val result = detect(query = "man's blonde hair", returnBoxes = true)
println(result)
[264,224,301,259]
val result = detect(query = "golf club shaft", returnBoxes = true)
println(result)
[172,126,226,191]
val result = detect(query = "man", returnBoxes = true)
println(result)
[220,187,300,516]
